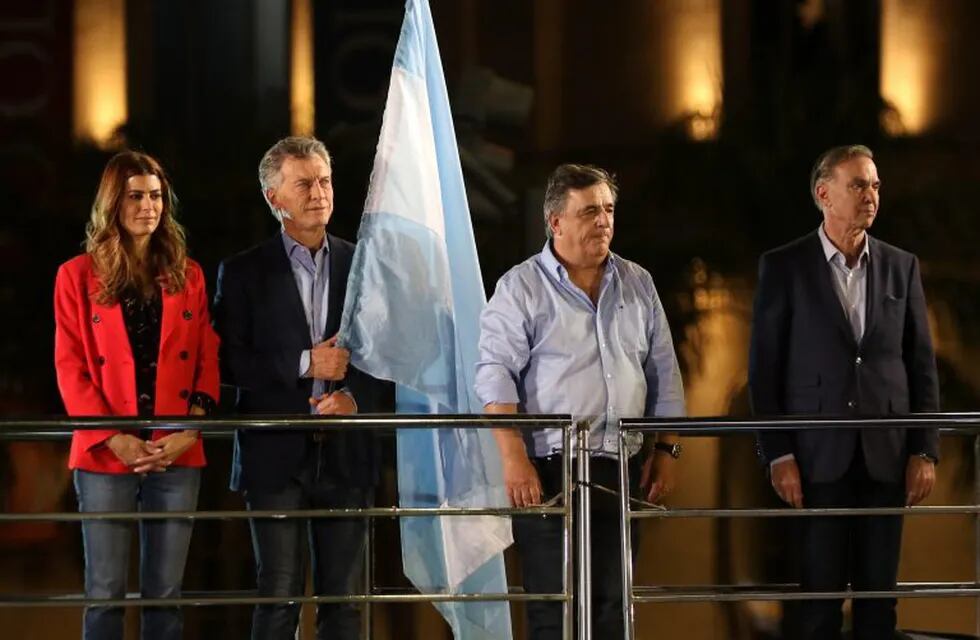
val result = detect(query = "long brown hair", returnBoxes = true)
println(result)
[85,151,187,304]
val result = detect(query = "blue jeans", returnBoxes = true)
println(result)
[245,461,371,640]
[74,467,200,640]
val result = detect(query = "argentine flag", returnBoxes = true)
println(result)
[337,1,514,638]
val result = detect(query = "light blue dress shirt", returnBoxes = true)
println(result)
[282,230,330,408]
[475,242,686,458]
[818,224,869,340]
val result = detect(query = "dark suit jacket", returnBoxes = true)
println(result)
[214,232,393,492]
[748,231,939,484]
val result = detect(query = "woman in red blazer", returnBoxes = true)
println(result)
[54,151,219,640]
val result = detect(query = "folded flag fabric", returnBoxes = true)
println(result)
[337,1,513,638]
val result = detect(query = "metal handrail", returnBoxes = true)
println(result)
[0,506,567,522]
[0,414,581,640]
[0,413,573,439]
[617,415,980,640]
[620,412,980,433]
[0,592,568,609]
[631,581,980,603]
[629,505,980,518]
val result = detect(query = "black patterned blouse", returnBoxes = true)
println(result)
[120,288,162,417]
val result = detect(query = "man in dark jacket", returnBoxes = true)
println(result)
[749,144,940,639]
[214,136,390,640]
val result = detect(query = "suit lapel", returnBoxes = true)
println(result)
[324,234,348,341]
[263,234,314,348]
[862,236,883,344]
[805,232,858,348]
[87,270,134,364]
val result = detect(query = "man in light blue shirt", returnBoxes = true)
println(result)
[476,163,686,639]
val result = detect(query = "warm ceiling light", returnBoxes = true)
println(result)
[73,0,127,148]
[665,0,722,140]
[880,0,935,135]
[291,0,315,136]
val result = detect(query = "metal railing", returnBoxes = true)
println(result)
[617,413,980,640]
[0,414,584,640]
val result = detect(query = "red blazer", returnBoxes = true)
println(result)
[54,254,220,473]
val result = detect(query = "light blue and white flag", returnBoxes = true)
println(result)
[337,0,513,638]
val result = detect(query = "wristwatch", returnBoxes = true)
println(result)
[916,452,938,465]
[653,441,682,459]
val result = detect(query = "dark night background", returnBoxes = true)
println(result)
[1,1,980,638]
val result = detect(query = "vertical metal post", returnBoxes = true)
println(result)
[577,422,592,640]
[974,433,979,637]
[562,422,575,640]
[618,429,635,640]
[362,516,373,639]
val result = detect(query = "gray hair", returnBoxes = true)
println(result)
[258,136,332,221]
[810,144,874,211]
[542,163,618,238]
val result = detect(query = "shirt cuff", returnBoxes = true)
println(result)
[188,391,217,416]
[90,432,121,451]
[475,377,520,406]
[338,387,358,413]
[651,399,687,418]
[770,453,795,468]
[299,350,311,378]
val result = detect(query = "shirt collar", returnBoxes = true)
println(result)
[817,224,869,265]
[281,229,329,260]
[540,240,617,281]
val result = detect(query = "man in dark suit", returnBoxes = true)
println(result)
[749,144,940,639]
[214,136,390,640]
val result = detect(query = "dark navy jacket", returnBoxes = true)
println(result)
[214,232,393,492]
[749,231,939,484]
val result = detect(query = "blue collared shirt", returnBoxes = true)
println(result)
[281,230,330,406]
[818,224,869,341]
[475,242,686,458]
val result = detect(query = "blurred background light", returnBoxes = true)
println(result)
[72,0,126,147]
[291,0,315,136]
[880,0,936,135]
[665,0,722,140]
